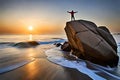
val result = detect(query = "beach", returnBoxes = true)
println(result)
[0,44,92,80]
[0,35,120,80]
[0,0,120,79]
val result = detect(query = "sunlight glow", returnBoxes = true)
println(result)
[28,26,33,31]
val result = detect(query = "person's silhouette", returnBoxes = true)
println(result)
[67,10,78,21]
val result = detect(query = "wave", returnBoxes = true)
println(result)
[0,39,65,74]
[0,38,65,49]
[51,38,65,40]
[0,42,14,44]
[117,43,120,53]
[10,39,65,48]
[39,39,65,45]
[0,42,15,49]
[45,47,120,80]
[0,58,35,74]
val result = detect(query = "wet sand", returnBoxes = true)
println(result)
[0,45,92,80]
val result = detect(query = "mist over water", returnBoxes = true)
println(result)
[0,35,65,74]
[0,34,120,80]
[0,34,66,42]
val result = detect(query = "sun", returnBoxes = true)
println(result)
[28,26,33,31]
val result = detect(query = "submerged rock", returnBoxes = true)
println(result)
[54,43,62,47]
[13,41,39,48]
[64,20,119,67]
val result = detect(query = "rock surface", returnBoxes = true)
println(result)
[13,41,39,48]
[61,42,71,52]
[65,20,119,67]
[97,26,117,52]
[54,43,62,47]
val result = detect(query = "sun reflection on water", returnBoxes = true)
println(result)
[29,34,33,41]
[27,48,36,57]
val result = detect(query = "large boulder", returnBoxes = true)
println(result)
[65,20,119,67]
[97,26,117,52]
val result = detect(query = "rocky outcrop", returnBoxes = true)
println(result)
[54,43,62,47]
[13,41,39,48]
[61,42,71,52]
[65,20,119,67]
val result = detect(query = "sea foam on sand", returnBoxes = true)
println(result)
[45,47,106,80]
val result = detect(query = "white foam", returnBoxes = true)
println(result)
[86,61,120,80]
[45,47,106,80]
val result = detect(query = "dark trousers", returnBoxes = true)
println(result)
[71,15,75,21]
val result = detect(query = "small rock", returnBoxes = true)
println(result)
[61,42,71,52]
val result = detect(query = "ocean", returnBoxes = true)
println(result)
[0,34,120,80]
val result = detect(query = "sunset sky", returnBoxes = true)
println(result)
[0,0,120,34]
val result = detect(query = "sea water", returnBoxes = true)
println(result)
[0,34,120,80]
[0,34,65,74]
[45,34,120,80]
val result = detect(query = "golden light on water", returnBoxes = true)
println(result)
[29,34,33,41]
[28,48,35,57]
[28,25,33,41]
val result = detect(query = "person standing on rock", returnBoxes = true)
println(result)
[67,10,78,21]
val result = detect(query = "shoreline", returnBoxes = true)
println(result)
[0,58,92,80]
[0,45,92,80]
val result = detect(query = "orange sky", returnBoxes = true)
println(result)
[0,16,65,34]
[0,0,120,34]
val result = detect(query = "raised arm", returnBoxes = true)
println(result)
[67,11,71,13]
[74,11,78,13]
